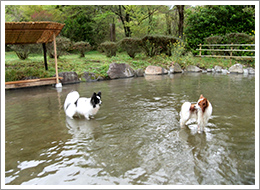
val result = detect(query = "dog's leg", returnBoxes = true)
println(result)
[197,120,205,133]
[84,114,90,120]
[197,112,203,133]
[180,113,190,128]
[65,105,76,120]
[180,118,187,128]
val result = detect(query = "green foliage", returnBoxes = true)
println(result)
[170,40,186,64]
[47,36,72,58]
[99,41,117,57]
[118,38,142,58]
[5,5,62,22]
[62,13,94,44]
[5,50,253,82]
[31,10,54,21]
[205,35,223,44]
[185,5,255,53]
[5,5,255,56]
[8,44,41,60]
[223,32,254,44]
[141,35,180,57]
[9,45,31,60]
[73,41,92,57]
[204,32,255,56]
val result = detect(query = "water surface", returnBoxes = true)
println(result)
[5,73,255,185]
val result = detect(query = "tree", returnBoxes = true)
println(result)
[108,5,132,37]
[184,5,255,53]
[62,13,94,44]
[176,5,185,38]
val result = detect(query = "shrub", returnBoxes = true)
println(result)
[223,33,253,44]
[118,38,142,58]
[72,41,92,57]
[204,33,255,56]
[9,44,41,60]
[185,5,255,53]
[47,36,72,58]
[224,33,255,56]
[140,35,180,57]
[205,35,223,55]
[205,35,223,44]
[171,40,186,62]
[99,41,117,57]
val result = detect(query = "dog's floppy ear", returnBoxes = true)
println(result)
[92,92,97,98]
[97,91,101,97]
[91,92,97,108]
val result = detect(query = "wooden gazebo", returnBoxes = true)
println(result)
[5,21,65,89]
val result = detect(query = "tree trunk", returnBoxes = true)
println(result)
[110,23,116,42]
[118,5,131,37]
[176,5,184,38]
[125,13,131,37]
[165,12,171,35]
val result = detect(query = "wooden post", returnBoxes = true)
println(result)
[199,44,202,56]
[42,43,48,70]
[230,43,233,64]
[230,43,233,57]
[53,33,59,84]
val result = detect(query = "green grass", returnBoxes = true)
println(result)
[5,50,254,82]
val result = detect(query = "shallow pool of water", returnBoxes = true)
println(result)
[5,73,255,185]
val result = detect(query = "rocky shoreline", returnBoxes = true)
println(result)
[55,63,255,85]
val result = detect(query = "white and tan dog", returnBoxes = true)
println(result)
[180,94,212,132]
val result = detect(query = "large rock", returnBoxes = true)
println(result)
[229,63,243,74]
[135,69,144,77]
[56,72,80,84]
[248,67,255,75]
[243,67,255,75]
[221,69,229,74]
[207,68,213,72]
[169,63,183,73]
[145,65,168,75]
[186,65,202,72]
[214,65,223,73]
[107,63,135,79]
[81,72,102,82]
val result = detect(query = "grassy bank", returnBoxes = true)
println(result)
[5,50,253,82]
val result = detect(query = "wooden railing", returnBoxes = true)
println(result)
[5,77,63,89]
[196,44,255,59]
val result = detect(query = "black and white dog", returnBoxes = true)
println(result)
[64,91,102,120]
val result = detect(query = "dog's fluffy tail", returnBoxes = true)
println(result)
[180,102,192,127]
[64,91,80,111]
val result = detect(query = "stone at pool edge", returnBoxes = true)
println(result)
[229,63,244,74]
[145,65,168,75]
[81,71,104,82]
[107,63,135,79]
[186,65,202,72]
[169,63,183,74]
[54,71,80,84]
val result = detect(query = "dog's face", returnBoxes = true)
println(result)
[195,94,209,112]
[90,92,102,108]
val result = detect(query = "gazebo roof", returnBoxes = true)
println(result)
[5,21,65,44]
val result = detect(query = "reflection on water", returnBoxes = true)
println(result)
[5,73,255,185]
